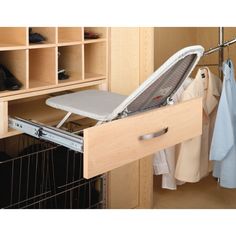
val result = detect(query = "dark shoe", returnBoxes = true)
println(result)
[0,68,6,91]
[84,31,100,39]
[58,69,70,80]
[29,28,46,43]
[0,64,22,91]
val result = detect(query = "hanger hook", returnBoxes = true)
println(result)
[227,44,230,59]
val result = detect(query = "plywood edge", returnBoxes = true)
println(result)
[137,155,154,209]
[0,102,8,136]
[0,79,107,102]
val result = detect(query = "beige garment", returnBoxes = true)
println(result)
[175,67,222,182]
[153,78,192,190]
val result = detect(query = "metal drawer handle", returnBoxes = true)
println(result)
[139,127,168,141]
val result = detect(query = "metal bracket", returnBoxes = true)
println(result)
[166,97,174,105]
[56,112,72,128]
[8,117,84,153]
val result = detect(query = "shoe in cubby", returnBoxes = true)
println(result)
[29,27,56,46]
[84,27,107,41]
[0,50,27,95]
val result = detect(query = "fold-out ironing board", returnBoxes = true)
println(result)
[9,45,204,178]
[46,45,204,126]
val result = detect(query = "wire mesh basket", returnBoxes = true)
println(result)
[0,133,105,209]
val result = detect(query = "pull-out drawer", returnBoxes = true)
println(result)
[7,96,202,179]
[83,97,202,178]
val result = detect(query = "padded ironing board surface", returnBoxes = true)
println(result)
[46,90,127,121]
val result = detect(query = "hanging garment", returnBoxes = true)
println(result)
[175,67,222,182]
[210,60,236,189]
[153,78,192,190]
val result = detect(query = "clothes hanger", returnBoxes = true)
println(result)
[199,66,209,79]
[227,44,230,60]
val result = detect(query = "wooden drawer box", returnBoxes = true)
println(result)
[1,94,202,179]
[83,97,202,178]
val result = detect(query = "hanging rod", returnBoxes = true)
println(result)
[197,63,219,67]
[204,37,236,56]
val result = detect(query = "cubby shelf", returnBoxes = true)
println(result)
[58,45,83,84]
[84,27,107,40]
[0,45,27,51]
[29,27,56,45]
[0,49,28,90]
[0,27,108,138]
[28,43,56,49]
[58,27,83,43]
[29,47,57,89]
[57,41,83,47]
[0,28,27,47]
[84,39,107,44]
[85,73,106,80]
[0,27,108,99]
[84,42,107,79]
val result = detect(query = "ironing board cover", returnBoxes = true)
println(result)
[46,45,204,121]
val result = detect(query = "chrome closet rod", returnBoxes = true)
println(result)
[219,27,224,79]
[204,36,236,56]
[202,27,236,79]
[197,63,219,67]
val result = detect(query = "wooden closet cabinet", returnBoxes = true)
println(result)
[0,27,108,138]
[108,28,155,209]
[0,27,154,209]
[0,27,202,209]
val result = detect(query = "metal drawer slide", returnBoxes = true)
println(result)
[8,117,84,153]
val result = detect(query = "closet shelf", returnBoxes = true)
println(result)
[84,73,106,80]
[0,27,108,99]
[0,79,107,102]
[29,81,55,89]
[28,43,57,49]
[0,89,28,98]
[0,27,108,139]
[57,41,83,46]
[0,42,84,50]
[58,79,82,85]
[0,77,106,98]
[0,44,27,51]
[84,38,107,44]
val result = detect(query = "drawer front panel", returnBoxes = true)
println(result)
[84,97,202,179]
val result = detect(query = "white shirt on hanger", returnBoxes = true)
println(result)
[153,67,222,189]
[175,67,222,182]
[153,77,192,190]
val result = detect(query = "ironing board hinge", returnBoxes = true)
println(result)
[119,109,129,119]
[167,97,174,105]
